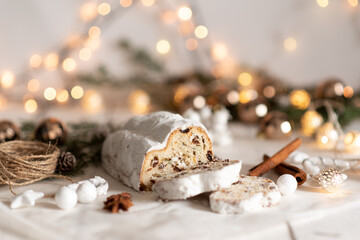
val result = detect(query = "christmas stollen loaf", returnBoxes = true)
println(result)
[210,175,281,214]
[102,111,215,191]
[152,159,242,200]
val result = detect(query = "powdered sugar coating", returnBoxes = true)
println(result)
[210,175,281,214]
[152,160,242,200]
[102,111,209,191]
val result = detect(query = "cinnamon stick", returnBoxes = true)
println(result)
[248,138,302,176]
[263,155,307,185]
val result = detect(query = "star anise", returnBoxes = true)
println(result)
[103,192,133,213]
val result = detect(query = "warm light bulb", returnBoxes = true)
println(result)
[239,89,257,104]
[62,58,76,72]
[44,87,56,101]
[71,86,84,99]
[284,37,297,52]
[195,25,208,39]
[280,121,292,134]
[129,89,150,114]
[316,123,339,149]
[156,40,170,54]
[82,90,103,113]
[226,90,239,105]
[290,90,311,110]
[348,0,358,7]
[193,95,206,109]
[88,26,101,39]
[28,79,40,92]
[211,43,228,61]
[1,71,15,89]
[80,3,98,21]
[79,48,92,61]
[44,53,59,70]
[185,38,198,51]
[141,0,155,7]
[120,0,133,8]
[29,54,42,68]
[56,89,69,103]
[343,86,354,98]
[178,6,192,21]
[255,104,268,117]
[238,72,253,86]
[24,99,37,113]
[98,2,111,16]
[317,0,329,8]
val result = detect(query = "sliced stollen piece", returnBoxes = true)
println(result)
[102,111,213,191]
[152,159,242,200]
[210,175,281,214]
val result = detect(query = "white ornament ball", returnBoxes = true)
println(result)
[276,174,298,195]
[55,186,78,210]
[77,181,97,203]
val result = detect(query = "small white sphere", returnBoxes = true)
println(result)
[76,181,97,203]
[276,174,298,195]
[290,152,309,163]
[55,186,78,210]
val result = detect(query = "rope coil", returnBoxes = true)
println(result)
[0,140,62,188]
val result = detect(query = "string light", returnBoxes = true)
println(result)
[284,37,297,52]
[88,26,101,39]
[71,86,84,99]
[185,38,198,51]
[79,48,92,61]
[194,25,208,39]
[343,86,354,98]
[28,79,40,92]
[56,89,69,103]
[301,110,324,136]
[348,0,358,7]
[211,43,228,61]
[255,104,268,117]
[62,58,76,72]
[1,71,15,89]
[44,53,59,70]
[156,40,170,54]
[239,89,257,104]
[316,122,339,149]
[141,0,155,7]
[316,0,329,8]
[44,87,56,101]
[80,2,98,21]
[24,99,37,113]
[290,90,311,109]
[178,6,192,21]
[29,54,42,68]
[120,0,133,8]
[85,38,100,50]
[129,89,150,114]
[238,72,253,86]
[227,90,239,105]
[98,2,111,16]
[280,121,292,134]
[193,95,206,109]
[82,90,103,113]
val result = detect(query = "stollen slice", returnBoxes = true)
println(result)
[152,159,242,200]
[210,175,281,214]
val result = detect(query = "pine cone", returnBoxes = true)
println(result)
[57,152,77,173]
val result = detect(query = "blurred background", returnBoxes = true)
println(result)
[0,0,359,122]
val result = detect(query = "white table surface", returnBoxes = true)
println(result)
[1,116,360,240]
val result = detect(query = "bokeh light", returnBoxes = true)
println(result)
[88,26,101,39]
[284,37,297,52]
[141,0,155,7]
[178,6,192,21]
[79,48,92,61]
[343,86,354,98]
[28,79,40,92]
[82,90,103,113]
[56,89,69,103]
[156,40,171,54]
[317,0,329,8]
[98,2,111,16]
[80,2,98,21]
[29,54,42,68]
[120,0,133,8]
[1,71,15,89]
[238,72,253,86]
[71,86,84,99]
[44,53,59,70]
[195,25,208,39]
[62,58,76,72]
[290,90,311,109]
[44,87,57,101]
[129,89,150,114]
[211,43,228,61]
[185,38,198,51]
[24,99,37,113]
